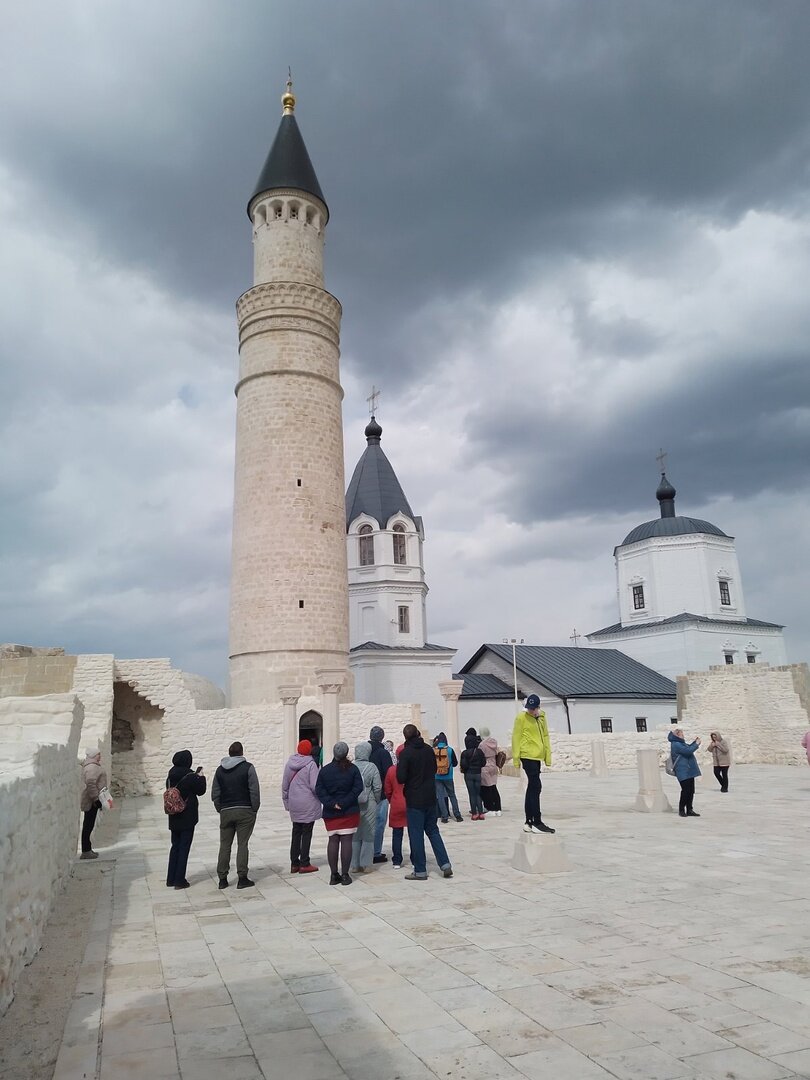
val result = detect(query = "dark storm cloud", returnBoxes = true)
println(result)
[3,2,810,383]
[2,1,810,677]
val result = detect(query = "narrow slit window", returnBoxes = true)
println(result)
[719,580,731,606]
[398,606,410,634]
[632,584,645,610]
[358,525,374,566]
[392,523,407,565]
[299,600,304,609]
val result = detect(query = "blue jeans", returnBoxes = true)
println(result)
[391,826,404,866]
[406,805,450,875]
[435,779,461,820]
[374,798,389,856]
[464,774,484,816]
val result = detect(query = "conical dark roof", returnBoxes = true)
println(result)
[248,113,327,219]
[345,419,415,528]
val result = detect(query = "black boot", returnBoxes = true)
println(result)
[536,819,555,834]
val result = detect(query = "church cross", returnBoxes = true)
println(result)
[367,385,381,417]
[570,628,581,647]
[656,447,668,473]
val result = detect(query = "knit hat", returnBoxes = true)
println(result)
[297,739,312,755]
[333,741,349,760]
[369,725,385,741]
[172,749,192,768]
[84,748,101,763]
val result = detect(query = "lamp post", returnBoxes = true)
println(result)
[503,638,524,705]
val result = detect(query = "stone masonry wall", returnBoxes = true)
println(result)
[0,650,77,698]
[678,662,810,765]
[0,694,83,1016]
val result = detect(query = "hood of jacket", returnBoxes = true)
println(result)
[287,752,315,770]
[355,741,372,762]
[464,734,479,750]
[481,736,498,754]
[667,732,684,747]
[219,754,247,770]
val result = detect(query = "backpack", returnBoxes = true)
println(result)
[495,750,507,770]
[163,786,187,815]
[434,746,451,777]
[664,753,676,777]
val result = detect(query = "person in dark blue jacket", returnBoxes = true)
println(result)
[668,729,702,818]
[315,742,364,885]
[165,750,206,889]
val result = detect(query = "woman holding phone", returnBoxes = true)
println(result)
[166,749,206,889]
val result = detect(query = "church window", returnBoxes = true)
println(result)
[600,718,613,733]
[632,585,645,610]
[289,205,299,220]
[747,653,756,664]
[719,580,731,606]
[272,203,283,220]
[358,525,374,566]
[724,652,734,664]
[635,717,647,732]
[393,524,407,565]
[398,606,410,633]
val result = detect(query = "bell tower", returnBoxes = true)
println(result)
[228,81,351,705]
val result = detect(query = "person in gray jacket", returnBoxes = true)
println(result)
[212,741,260,889]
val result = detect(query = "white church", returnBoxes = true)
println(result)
[345,415,455,728]
[585,470,787,678]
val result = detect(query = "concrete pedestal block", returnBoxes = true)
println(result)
[591,740,609,777]
[634,747,672,813]
[511,832,571,874]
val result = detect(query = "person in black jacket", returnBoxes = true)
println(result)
[369,725,392,864]
[460,734,486,820]
[211,741,261,889]
[166,750,207,889]
[315,742,364,885]
[396,725,453,881]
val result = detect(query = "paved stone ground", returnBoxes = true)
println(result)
[50,765,810,1080]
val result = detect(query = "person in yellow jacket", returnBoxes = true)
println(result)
[512,694,555,834]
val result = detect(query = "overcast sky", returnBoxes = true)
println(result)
[2,1,809,688]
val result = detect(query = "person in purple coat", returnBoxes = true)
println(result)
[281,739,323,874]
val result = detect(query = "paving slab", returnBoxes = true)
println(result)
[42,765,810,1080]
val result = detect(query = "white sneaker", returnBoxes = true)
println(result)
[523,822,536,833]
[495,811,502,817]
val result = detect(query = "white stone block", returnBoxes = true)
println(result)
[511,831,571,874]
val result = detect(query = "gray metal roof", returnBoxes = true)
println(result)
[350,642,454,653]
[454,673,514,699]
[249,113,327,218]
[621,516,729,546]
[345,420,416,528]
[588,613,784,638]
[459,644,676,699]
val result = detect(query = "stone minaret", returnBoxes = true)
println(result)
[229,81,351,705]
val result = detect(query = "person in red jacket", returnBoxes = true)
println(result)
[383,745,408,869]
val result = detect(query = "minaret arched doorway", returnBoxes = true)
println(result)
[298,709,323,759]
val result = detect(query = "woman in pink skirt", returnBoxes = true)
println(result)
[315,742,364,885]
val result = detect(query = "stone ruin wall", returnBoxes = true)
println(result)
[678,662,810,765]
[0,693,84,1015]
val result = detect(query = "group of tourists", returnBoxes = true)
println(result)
[78,701,810,884]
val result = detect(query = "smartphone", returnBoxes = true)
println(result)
[196,766,203,774]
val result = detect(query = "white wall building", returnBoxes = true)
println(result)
[456,644,677,747]
[586,472,787,679]
[346,417,455,728]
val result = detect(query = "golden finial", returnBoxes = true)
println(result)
[282,68,295,115]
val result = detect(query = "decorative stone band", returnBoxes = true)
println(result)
[238,313,340,351]
[236,281,342,324]
[234,367,344,399]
